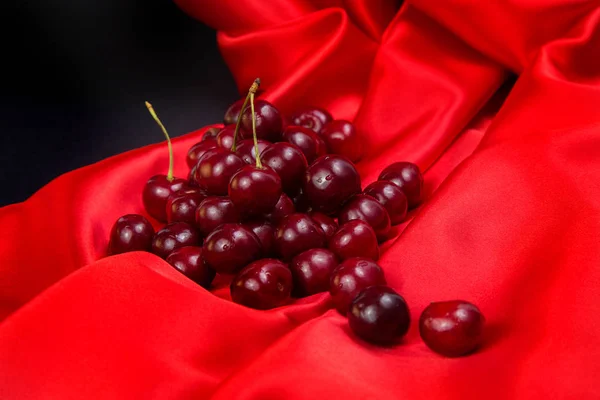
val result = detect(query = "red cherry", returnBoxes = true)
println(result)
[201,127,221,142]
[308,212,338,239]
[329,257,386,314]
[260,142,308,196]
[291,107,332,134]
[186,139,219,169]
[231,259,292,310]
[216,124,236,149]
[363,180,408,225]
[142,175,187,222]
[303,155,362,215]
[165,246,215,288]
[228,165,282,217]
[321,120,362,162]
[289,248,338,297]
[292,188,312,213]
[192,147,244,195]
[202,223,262,274]
[240,99,283,141]
[338,194,391,242]
[107,214,155,255]
[329,220,379,261]
[224,98,245,125]
[244,220,275,256]
[194,196,240,237]
[264,193,295,224]
[419,300,485,357]
[378,162,424,209]
[166,188,207,225]
[274,213,327,261]
[151,222,201,259]
[235,139,271,165]
[282,125,327,164]
[348,285,410,345]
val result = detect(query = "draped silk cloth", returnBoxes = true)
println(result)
[1,0,600,398]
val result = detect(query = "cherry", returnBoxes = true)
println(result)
[240,99,283,141]
[303,155,362,215]
[274,213,327,261]
[216,124,236,149]
[338,194,391,242]
[260,142,308,196]
[329,257,386,314]
[419,300,485,357]
[308,212,338,239]
[107,214,155,255]
[166,188,206,225]
[264,193,295,224]
[282,125,327,164]
[188,165,198,186]
[231,259,292,310]
[192,147,244,195]
[289,248,338,297]
[321,120,362,162]
[194,196,240,236]
[363,180,408,225]
[151,222,201,259]
[329,220,379,261]
[235,139,271,165]
[292,188,311,213]
[378,162,424,209]
[165,246,215,288]
[229,165,282,217]
[224,98,245,125]
[348,285,410,345]
[202,223,262,274]
[244,220,275,256]
[186,139,219,169]
[201,127,221,142]
[291,107,332,134]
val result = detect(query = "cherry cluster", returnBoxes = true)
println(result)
[106,79,484,356]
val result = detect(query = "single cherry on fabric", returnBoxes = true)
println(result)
[151,222,202,259]
[329,257,387,314]
[192,147,244,195]
[194,196,240,236]
[290,107,332,134]
[321,120,363,162]
[165,246,215,289]
[282,125,328,164]
[230,259,292,310]
[202,223,262,274]
[260,142,308,196]
[338,194,391,242]
[329,220,379,261]
[309,212,338,239]
[244,220,275,256]
[240,99,283,142]
[289,248,338,297]
[419,300,485,357]
[166,188,207,225]
[348,285,411,345]
[274,213,327,261]
[363,180,408,225]
[107,214,155,255]
[235,139,271,165]
[264,193,295,224]
[186,139,219,169]
[378,162,424,209]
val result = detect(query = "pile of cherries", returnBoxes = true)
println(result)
[107,79,484,356]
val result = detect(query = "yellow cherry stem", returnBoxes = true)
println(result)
[145,101,174,181]
[249,91,263,169]
[231,78,261,153]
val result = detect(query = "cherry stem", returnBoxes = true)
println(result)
[145,101,174,181]
[231,78,260,153]
[250,91,263,168]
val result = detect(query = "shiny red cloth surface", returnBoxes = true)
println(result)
[1,0,600,398]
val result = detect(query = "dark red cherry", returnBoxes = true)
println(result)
[151,222,201,259]
[303,155,362,215]
[235,139,271,165]
[166,188,207,225]
[202,223,262,274]
[201,127,221,142]
[378,162,424,209]
[363,180,408,225]
[107,214,155,255]
[308,212,338,239]
[216,124,236,149]
[338,194,391,242]
[282,125,327,164]
[291,107,332,134]
[228,165,282,217]
[329,220,379,261]
[289,248,338,297]
[321,120,362,162]
[142,175,187,222]
[240,99,283,141]
[329,257,386,314]
[194,196,240,236]
[264,193,295,224]
[419,300,485,357]
[231,259,292,310]
[192,147,244,195]
[274,213,327,261]
[260,142,308,196]
[186,139,218,169]
[224,98,245,125]
[244,220,275,256]
[165,246,215,288]
[348,285,410,345]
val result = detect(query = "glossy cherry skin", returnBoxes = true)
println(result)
[201,127,221,142]
[166,188,207,225]
[303,155,362,215]
[186,139,218,169]
[231,259,292,310]
[195,196,240,236]
[244,220,275,256]
[274,213,327,261]
[321,120,362,162]
[419,300,485,357]
[329,220,379,261]
[235,139,271,165]
[240,99,283,141]
[107,214,155,255]
[202,223,262,274]
[165,246,215,288]
[289,248,338,297]
[192,147,245,195]
[282,125,327,164]
[338,194,391,242]
[224,98,245,125]
[260,142,308,196]
[264,193,295,224]
[363,180,408,225]
[142,175,187,222]
[151,222,202,259]
[329,257,386,314]
[291,107,332,134]
[216,124,236,149]
[228,165,282,217]
[308,212,338,239]
[349,285,410,345]
[378,162,424,209]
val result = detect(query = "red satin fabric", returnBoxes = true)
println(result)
[1,0,600,398]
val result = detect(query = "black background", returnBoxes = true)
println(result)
[1,0,238,206]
